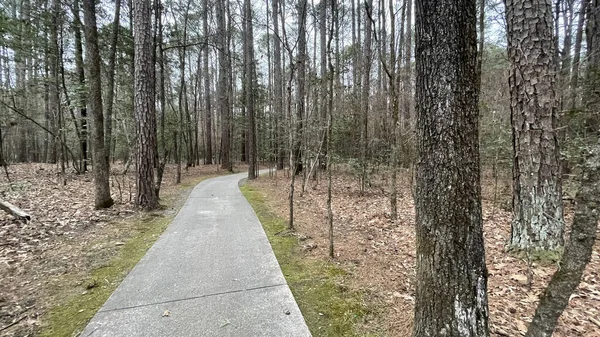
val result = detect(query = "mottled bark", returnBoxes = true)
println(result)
[525,15,600,328]
[82,0,114,209]
[506,0,565,251]
[413,0,490,335]
[133,0,159,209]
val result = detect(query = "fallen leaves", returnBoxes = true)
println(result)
[249,169,600,337]
[0,163,222,336]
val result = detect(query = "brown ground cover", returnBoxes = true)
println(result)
[248,168,600,337]
[0,163,223,336]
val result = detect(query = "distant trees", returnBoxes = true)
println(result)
[412,0,489,336]
[505,0,565,252]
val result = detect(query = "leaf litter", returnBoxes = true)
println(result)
[0,163,222,336]
[248,168,600,337]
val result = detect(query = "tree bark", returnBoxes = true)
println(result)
[245,0,257,179]
[294,0,308,175]
[506,0,565,251]
[273,0,285,170]
[569,0,590,110]
[82,0,114,209]
[525,11,600,328]
[203,0,213,165]
[412,0,490,335]
[217,0,232,172]
[360,0,373,191]
[105,0,121,159]
[73,0,88,172]
[133,0,159,209]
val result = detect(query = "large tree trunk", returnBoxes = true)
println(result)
[506,0,564,252]
[412,0,490,335]
[272,0,285,170]
[245,0,257,179]
[82,0,114,209]
[133,0,159,209]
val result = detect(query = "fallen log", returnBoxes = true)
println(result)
[0,200,31,221]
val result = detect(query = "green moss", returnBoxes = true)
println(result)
[40,214,170,337]
[39,176,212,337]
[241,185,380,337]
[511,247,564,265]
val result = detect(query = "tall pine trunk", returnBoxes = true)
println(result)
[506,0,564,252]
[133,0,159,209]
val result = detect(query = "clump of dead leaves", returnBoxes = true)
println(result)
[249,168,600,337]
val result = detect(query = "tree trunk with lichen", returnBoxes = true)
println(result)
[506,0,564,252]
[525,9,600,328]
[412,0,490,335]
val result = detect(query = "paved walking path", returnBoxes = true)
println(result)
[81,172,311,337]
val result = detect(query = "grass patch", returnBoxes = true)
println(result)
[39,176,212,337]
[40,214,171,337]
[241,184,378,337]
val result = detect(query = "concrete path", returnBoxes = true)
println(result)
[81,172,311,337]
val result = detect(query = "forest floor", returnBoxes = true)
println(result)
[0,163,227,337]
[247,168,600,337]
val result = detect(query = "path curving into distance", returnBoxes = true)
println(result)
[81,172,311,337]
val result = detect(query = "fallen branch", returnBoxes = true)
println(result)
[0,200,31,221]
[0,315,27,332]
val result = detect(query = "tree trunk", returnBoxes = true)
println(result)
[105,0,121,159]
[245,0,257,180]
[506,0,565,252]
[294,0,308,175]
[412,0,490,335]
[569,0,590,110]
[217,0,232,172]
[73,0,88,172]
[525,11,600,329]
[273,0,285,170]
[360,0,373,191]
[203,0,213,165]
[82,0,114,209]
[133,0,159,209]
